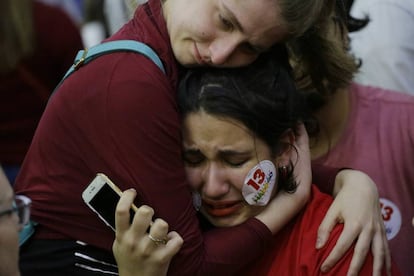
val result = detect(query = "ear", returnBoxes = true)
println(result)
[275,129,295,166]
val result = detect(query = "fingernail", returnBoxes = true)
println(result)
[321,265,329,273]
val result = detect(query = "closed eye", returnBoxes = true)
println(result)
[219,14,234,31]
[183,151,205,166]
[224,158,248,167]
[240,42,264,55]
[219,151,250,167]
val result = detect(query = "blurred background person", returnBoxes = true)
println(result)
[347,0,414,95]
[37,0,84,26]
[308,2,414,274]
[0,0,83,184]
[79,0,148,48]
[0,165,31,276]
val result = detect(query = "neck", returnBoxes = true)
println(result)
[310,87,350,159]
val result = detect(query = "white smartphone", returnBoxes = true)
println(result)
[82,173,138,231]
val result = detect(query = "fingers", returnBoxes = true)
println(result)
[344,225,372,276]
[320,222,359,273]
[115,188,138,234]
[316,205,339,249]
[318,170,390,275]
[383,234,392,276]
[166,231,184,256]
[113,199,183,276]
[371,222,391,276]
[131,205,154,234]
[148,218,169,247]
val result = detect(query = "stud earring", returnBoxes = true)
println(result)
[279,165,288,181]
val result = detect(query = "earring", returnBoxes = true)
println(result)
[192,191,202,211]
[279,165,288,181]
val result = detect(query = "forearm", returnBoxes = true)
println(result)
[311,163,339,195]
[255,183,309,234]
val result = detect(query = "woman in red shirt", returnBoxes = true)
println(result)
[114,50,398,275]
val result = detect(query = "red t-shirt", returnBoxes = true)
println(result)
[242,185,401,275]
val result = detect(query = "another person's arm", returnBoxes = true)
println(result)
[315,170,391,276]
[107,56,307,275]
[293,124,390,275]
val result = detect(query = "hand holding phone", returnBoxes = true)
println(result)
[82,173,138,231]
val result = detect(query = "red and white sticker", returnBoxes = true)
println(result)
[380,198,401,240]
[242,160,277,206]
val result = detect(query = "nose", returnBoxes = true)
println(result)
[208,36,240,65]
[202,163,229,198]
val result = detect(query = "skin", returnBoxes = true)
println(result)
[0,169,20,276]
[182,111,290,227]
[113,191,183,276]
[163,0,287,67]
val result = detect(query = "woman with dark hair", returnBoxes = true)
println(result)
[113,51,400,275]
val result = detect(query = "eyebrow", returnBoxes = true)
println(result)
[222,1,267,53]
[183,148,250,157]
[183,148,201,155]
[222,1,244,32]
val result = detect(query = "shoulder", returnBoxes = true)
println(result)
[351,83,414,107]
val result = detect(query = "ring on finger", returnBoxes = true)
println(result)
[148,234,168,246]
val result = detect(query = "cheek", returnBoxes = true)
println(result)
[0,223,19,262]
[184,167,202,190]
[226,53,259,67]
[230,169,251,192]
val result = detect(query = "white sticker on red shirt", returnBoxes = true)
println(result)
[380,198,401,240]
[242,160,277,206]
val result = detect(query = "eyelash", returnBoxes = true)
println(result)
[225,159,247,167]
[183,156,204,166]
[219,14,233,30]
[224,159,247,168]
[241,43,260,55]
[183,156,247,168]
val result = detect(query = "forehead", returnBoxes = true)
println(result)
[183,112,253,149]
[223,0,287,47]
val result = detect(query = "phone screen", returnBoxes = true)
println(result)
[89,184,135,230]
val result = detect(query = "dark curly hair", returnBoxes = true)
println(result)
[178,49,319,193]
